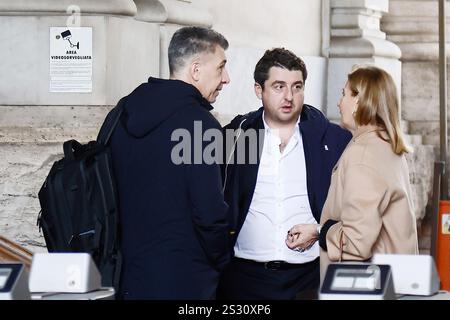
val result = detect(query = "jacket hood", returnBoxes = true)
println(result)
[121,77,213,138]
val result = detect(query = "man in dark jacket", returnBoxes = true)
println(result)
[218,48,352,300]
[110,27,231,299]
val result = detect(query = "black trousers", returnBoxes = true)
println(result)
[217,257,319,300]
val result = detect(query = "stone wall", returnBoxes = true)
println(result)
[404,132,436,222]
[0,0,159,251]
[383,0,445,128]
[0,105,112,251]
[382,0,442,252]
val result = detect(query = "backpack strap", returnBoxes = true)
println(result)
[97,96,128,146]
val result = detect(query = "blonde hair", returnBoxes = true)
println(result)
[348,66,411,155]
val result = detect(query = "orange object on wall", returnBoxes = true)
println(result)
[437,200,450,290]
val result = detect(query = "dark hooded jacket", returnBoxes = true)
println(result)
[221,105,352,246]
[110,77,230,299]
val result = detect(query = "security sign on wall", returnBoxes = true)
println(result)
[49,27,92,93]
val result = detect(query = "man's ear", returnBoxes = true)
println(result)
[254,83,263,100]
[190,61,201,82]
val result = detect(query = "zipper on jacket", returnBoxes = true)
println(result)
[223,119,247,193]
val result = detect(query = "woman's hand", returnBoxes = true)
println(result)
[285,224,319,252]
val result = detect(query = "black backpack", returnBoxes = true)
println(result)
[37,97,126,290]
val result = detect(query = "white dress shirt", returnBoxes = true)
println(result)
[234,113,319,264]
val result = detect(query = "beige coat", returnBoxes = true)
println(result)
[320,126,419,279]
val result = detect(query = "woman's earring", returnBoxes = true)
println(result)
[352,110,357,117]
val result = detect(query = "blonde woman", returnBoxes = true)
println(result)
[286,66,419,279]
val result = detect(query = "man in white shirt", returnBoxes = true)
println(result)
[219,48,351,299]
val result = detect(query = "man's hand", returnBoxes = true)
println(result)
[285,224,319,252]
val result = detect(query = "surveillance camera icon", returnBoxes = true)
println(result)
[61,30,80,49]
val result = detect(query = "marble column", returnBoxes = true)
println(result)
[382,0,442,222]
[382,0,448,145]
[327,0,402,119]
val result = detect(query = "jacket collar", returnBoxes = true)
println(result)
[148,77,213,111]
[352,124,384,142]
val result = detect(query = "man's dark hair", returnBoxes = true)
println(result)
[254,48,307,88]
[168,26,229,76]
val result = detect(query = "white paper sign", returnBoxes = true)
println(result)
[49,27,92,93]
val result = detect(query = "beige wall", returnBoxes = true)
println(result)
[193,0,326,121]
[194,0,323,56]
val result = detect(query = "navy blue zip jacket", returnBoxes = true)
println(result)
[110,77,230,299]
[222,105,352,246]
